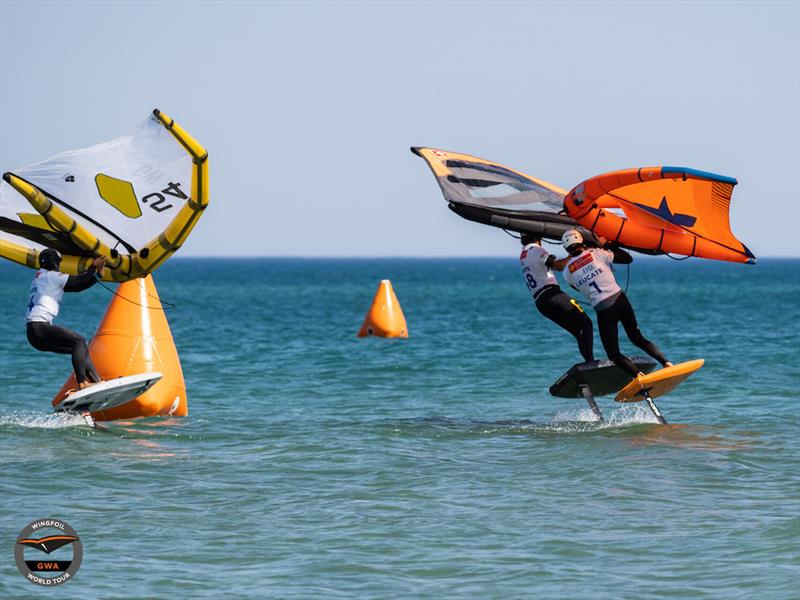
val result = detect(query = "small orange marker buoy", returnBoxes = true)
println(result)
[51,275,188,421]
[357,279,408,338]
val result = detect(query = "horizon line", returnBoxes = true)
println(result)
[170,254,799,260]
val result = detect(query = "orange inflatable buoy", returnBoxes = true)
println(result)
[357,279,408,338]
[51,275,187,421]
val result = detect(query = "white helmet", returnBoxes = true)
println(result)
[561,229,584,249]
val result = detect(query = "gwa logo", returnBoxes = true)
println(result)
[14,518,83,586]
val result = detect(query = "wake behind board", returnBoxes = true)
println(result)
[54,372,162,414]
[549,357,658,423]
[615,360,705,402]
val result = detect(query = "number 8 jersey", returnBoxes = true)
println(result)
[520,243,558,300]
[26,269,69,324]
[564,248,621,308]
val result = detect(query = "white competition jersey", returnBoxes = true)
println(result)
[564,248,621,308]
[26,270,69,324]
[520,243,558,299]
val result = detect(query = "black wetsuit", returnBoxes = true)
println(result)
[26,268,101,385]
[596,291,669,377]
[535,285,594,363]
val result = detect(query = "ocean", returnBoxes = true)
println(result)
[1,257,798,598]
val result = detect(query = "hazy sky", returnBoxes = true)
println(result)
[1,1,798,257]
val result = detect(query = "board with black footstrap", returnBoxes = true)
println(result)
[550,359,704,424]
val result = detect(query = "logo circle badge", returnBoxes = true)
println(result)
[14,518,83,586]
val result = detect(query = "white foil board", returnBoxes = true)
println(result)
[54,372,162,413]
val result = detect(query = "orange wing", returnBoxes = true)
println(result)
[564,167,755,264]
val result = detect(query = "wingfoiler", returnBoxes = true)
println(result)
[414,148,754,422]
[1,110,203,423]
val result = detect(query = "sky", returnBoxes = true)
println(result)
[1,0,798,258]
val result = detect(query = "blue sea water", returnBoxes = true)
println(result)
[1,257,798,599]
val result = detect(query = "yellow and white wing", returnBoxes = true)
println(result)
[0,109,208,281]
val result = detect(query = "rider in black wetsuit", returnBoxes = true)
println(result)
[25,249,107,390]
[561,230,672,377]
[519,232,594,363]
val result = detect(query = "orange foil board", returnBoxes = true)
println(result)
[615,359,705,402]
[358,279,408,338]
[51,275,188,421]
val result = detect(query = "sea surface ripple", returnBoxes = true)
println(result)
[1,258,798,598]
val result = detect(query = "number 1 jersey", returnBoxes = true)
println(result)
[564,248,621,308]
